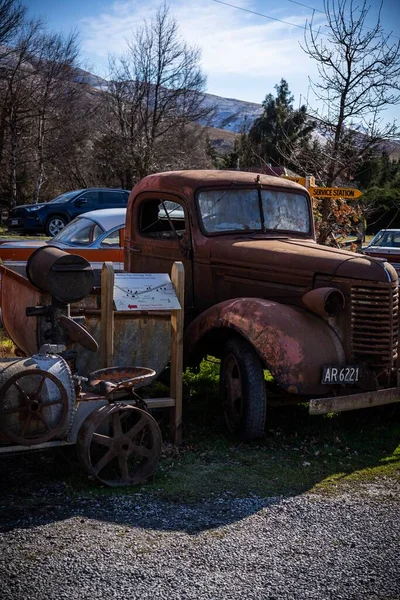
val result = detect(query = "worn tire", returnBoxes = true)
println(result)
[220,336,266,442]
[45,215,67,237]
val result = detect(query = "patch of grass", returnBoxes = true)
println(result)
[0,329,16,358]
[183,358,220,401]
[139,360,399,501]
[2,359,399,503]
[0,224,50,240]
[142,409,399,502]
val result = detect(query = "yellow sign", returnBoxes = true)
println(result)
[282,175,307,186]
[310,187,363,199]
[282,175,316,187]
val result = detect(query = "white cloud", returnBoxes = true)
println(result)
[80,0,324,96]
[81,0,162,58]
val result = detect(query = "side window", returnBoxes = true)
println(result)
[102,191,129,206]
[139,198,186,240]
[92,224,103,241]
[69,222,95,245]
[100,229,121,247]
[77,191,99,207]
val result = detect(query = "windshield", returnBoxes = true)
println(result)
[369,231,400,248]
[49,190,83,204]
[51,217,104,245]
[197,188,310,234]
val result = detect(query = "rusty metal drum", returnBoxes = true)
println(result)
[0,354,75,445]
[26,246,94,304]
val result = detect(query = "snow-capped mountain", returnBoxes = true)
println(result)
[200,92,262,132]
[74,68,263,133]
[74,67,400,157]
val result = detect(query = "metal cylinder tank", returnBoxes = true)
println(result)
[0,354,75,446]
[26,246,94,304]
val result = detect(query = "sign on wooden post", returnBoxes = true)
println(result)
[113,272,181,310]
[100,262,114,368]
[99,261,185,445]
[169,262,185,445]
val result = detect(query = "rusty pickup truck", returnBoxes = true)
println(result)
[124,170,400,441]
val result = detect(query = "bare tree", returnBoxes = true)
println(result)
[303,0,400,183]
[0,19,43,207]
[29,31,81,202]
[0,0,25,48]
[0,18,95,206]
[0,0,28,178]
[101,3,213,184]
[302,0,400,242]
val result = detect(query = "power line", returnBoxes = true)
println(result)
[287,0,400,40]
[212,0,318,33]
[212,0,399,42]
[287,0,324,14]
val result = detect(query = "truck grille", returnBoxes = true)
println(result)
[351,283,398,367]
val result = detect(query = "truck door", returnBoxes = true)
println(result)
[128,193,194,310]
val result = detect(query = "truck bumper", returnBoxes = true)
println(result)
[309,387,400,415]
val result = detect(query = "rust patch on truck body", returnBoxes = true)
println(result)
[184,297,345,395]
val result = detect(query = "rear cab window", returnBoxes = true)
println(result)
[139,198,186,240]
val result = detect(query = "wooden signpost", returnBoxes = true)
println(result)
[100,261,184,445]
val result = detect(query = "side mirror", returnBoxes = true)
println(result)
[75,198,87,207]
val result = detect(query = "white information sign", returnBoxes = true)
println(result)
[113,273,181,311]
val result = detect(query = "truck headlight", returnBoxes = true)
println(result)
[302,287,345,318]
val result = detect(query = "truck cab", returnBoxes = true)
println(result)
[125,170,399,441]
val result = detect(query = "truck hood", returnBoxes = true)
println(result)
[209,237,397,284]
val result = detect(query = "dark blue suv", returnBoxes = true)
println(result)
[7,188,130,236]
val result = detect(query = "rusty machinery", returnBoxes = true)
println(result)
[0,246,162,487]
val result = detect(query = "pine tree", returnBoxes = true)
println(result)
[248,79,314,170]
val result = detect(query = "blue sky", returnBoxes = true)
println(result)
[25,0,400,123]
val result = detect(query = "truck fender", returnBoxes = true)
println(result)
[184,297,345,395]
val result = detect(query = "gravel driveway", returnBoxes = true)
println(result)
[0,452,399,600]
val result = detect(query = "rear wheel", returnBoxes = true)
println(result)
[220,337,266,441]
[46,215,67,237]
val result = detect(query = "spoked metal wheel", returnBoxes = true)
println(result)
[77,404,162,487]
[220,337,267,442]
[0,369,70,445]
[46,216,66,236]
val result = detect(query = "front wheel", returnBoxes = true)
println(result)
[46,215,67,237]
[220,337,267,442]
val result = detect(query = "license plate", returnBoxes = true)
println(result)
[322,365,360,384]
[10,219,18,225]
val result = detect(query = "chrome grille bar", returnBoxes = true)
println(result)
[351,284,398,366]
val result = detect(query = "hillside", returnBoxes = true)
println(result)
[200,92,262,132]
[74,67,400,159]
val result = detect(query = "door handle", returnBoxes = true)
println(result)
[130,247,141,253]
